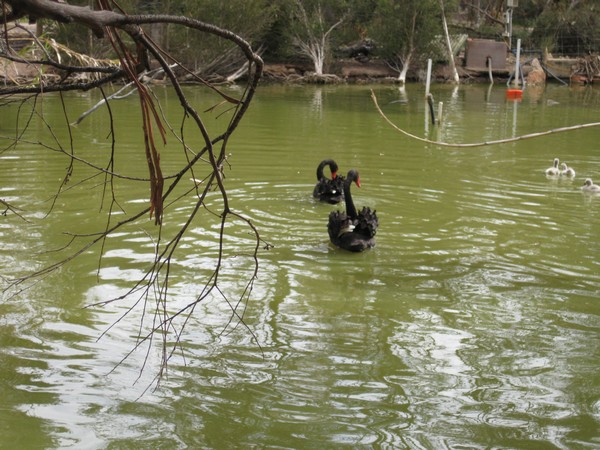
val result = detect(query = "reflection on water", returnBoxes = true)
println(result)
[1,83,600,448]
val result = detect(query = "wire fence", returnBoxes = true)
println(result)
[552,35,600,57]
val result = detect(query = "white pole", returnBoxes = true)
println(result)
[425,58,432,97]
[513,38,521,87]
[512,97,518,137]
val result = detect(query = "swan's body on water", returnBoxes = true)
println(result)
[328,169,378,252]
[546,158,560,176]
[560,163,576,177]
[313,159,344,204]
[582,178,600,193]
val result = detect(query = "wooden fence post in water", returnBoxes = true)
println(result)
[426,93,436,125]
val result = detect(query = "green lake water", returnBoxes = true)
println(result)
[1,82,599,448]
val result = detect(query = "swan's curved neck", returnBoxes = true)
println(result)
[344,179,358,219]
[316,162,326,180]
[317,160,335,180]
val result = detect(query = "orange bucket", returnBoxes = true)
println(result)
[506,89,523,100]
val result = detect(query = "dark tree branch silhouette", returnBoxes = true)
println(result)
[0,0,267,385]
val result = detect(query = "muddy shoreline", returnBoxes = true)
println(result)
[1,55,597,87]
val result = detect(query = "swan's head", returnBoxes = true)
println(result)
[329,160,339,179]
[560,163,568,170]
[583,178,594,187]
[346,169,361,188]
[553,158,559,167]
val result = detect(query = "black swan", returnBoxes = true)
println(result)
[328,169,378,252]
[313,159,345,204]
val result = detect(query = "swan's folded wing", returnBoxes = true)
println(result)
[355,207,378,238]
[328,210,351,239]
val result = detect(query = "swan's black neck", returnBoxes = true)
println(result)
[317,159,337,181]
[344,170,359,219]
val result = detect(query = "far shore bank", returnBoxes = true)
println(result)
[261,54,599,87]
[1,54,598,88]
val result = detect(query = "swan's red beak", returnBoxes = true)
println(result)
[332,171,337,179]
[356,176,361,188]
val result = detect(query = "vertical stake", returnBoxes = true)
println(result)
[425,59,432,97]
[513,38,521,87]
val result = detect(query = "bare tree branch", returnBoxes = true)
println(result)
[1,0,267,386]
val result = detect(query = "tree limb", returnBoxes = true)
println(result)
[1,0,267,388]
